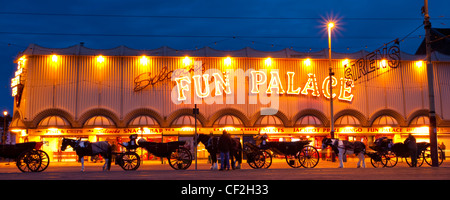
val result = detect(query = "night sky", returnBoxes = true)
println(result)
[1,0,449,114]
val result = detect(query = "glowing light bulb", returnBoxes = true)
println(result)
[52,55,58,62]
[97,55,104,63]
[224,57,231,66]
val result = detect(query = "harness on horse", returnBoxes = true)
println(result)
[336,140,365,155]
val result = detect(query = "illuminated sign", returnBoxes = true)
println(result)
[29,127,450,136]
[134,63,205,92]
[344,40,400,81]
[11,57,25,107]
[132,58,356,111]
[173,67,354,102]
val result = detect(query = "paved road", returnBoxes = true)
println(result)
[1,158,449,180]
[1,158,447,199]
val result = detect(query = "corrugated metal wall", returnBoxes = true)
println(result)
[17,55,450,127]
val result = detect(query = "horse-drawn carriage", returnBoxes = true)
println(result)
[244,135,319,169]
[367,137,444,168]
[61,135,192,171]
[0,142,49,172]
[115,134,192,170]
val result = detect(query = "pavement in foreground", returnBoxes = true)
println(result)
[0,158,449,180]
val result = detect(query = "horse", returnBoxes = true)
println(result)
[321,138,366,168]
[61,138,112,172]
[196,134,242,170]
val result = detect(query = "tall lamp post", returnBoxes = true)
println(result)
[423,0,439,167]
[328,22,335,139]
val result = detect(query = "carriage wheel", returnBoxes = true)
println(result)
[370,154,385,168]
[16,151,31,172]
[168,147,192,170]
[16,150,41,172]
[247,151,266,169]
[247,159,258,169]
[119,152,140,171]
[423,147,444,166]
[405,152,425,167]
[286,154,301,168]
[381,152,397,168]
[261,150,272,169]
[298,146,319,168]
[35,150,50,172]
[246,153,260,169]
[27,150,43,172]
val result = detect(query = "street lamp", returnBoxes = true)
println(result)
[3,111,7,144]
[327,22,335,139]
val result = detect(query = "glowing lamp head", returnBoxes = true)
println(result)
[265,57,272,66]
[51,55,58,62]
[416,61,423,68]
[342,59,349,66]
[97,55,105,63]
[183,56,192,66]
[304,58,311,66]
[224,57,232,66]
[3,111,7,116]
[380,59,387,68]
[328,22,334,29]
[140,56,149,65]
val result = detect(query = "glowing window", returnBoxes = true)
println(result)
[38,116,70,128]
[129,115,159,127]
[335,115,360,126]
[172,115,201,127]
[214,115,243,126]
[255,115,283,126]
[410,116,429,126]
[295,115,323,126]
[372,115,398,126]
[84,116,115,127]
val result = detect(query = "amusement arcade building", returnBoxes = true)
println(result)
[9,44,450,161]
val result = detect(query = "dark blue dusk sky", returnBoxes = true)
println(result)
[1,0,449,114]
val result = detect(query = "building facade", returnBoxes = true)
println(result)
[9,43,450,161]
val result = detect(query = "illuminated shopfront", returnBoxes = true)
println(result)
[9,44,450,162]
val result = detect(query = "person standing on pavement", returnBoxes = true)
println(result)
[440,142,446,160]
[218,130,232,171]
[404,133,418,167]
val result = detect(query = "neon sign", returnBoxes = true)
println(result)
[134,63,205,92]
[11,56,25,107]
[173,68,354,102]
[132,59,355,106]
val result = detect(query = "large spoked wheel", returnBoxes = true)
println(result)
[405,152,425,167]
[35,150,50,172]
[298,146,320,168]
[424,147,444,166]
[381,152,398,168]
[118,152,141,171]
[370,154,385,168]
[286,154,302,168]
[261,150,272,169]
[168,147,192,170]
[16,150,41,172]
[247,151,266,169]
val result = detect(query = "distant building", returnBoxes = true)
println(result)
[416,28,450,55]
